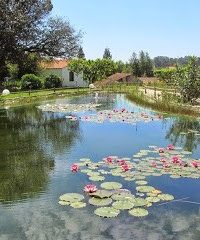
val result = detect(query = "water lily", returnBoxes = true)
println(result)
[151,161,157,167]
[121,164,130,172]
[84,184,97,193]
[105,156,113,164]
[191,161,200,168]
[167,144,175,150]
[117,159,126,166]
[70,164,79,172]
[172,156,181,164]
[160,158,166,163]
[159,148,165,153]
[163,162,171,168]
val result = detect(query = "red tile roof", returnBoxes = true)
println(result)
[41,60,69,69]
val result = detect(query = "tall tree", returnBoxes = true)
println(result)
[145,52,154,77]
[0,0,81,82]
[129,52,141,77]
[103,48,112,59]
[138,51,146,76]
[77,47,85,59]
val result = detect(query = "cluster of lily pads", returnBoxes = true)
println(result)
[37,103,101,113]
[58,144,200,218]
[80,109,163,124]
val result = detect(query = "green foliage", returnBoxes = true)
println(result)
[21,74,42,90]
[154,68,176,84]
[103,48,112,59]
[68,58,117,83]
[44,74,62,89]
[129,51,154,77]
[77,47,85,59]
[7,63,19,81]
[174,57,200,101]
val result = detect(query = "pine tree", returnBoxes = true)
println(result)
[103,48,112,59]
[77,47,85,59]
[129,52,141,77]
[145,52,154,77]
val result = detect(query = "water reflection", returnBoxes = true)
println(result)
[0,106,81,202]
[166,117,200,152]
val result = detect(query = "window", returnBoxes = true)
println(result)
[69,71,74,81]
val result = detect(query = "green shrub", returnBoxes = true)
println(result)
[21,74,42,90]
[154,68,176,84]
[44,74,62,89]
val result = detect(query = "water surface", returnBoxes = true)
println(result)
[0,93,200,240]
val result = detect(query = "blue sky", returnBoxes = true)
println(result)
[52,0,200,61]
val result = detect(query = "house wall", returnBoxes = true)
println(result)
[62,68,88,87]
[42,68,88,88]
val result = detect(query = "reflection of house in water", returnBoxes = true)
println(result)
[41,59,88,88]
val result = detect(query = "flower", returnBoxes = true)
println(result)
[121,164,130,172]
[159,148,165,153]
[172,156,181,164]
[105,156,113,164]
[117,159,126,166]
[167,144,175,150]
[151,161,157,167]
[160,158,166,163]
[70,164,79,172]
[84,184,97,193]
[191,161,200,168]
[163,162,171,168]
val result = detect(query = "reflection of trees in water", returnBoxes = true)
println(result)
[166,117,200,151]
[0,106,81,202]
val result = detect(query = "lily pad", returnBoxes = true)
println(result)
[146,197,160,203]
[112,200,134,210]
[89,176,105,182]
[70,202,86,208]
[158,194,174,201]
[89,190,113,199]
[59,193,84,203]
[129,208,149,217]
[111,192,135,201]
[101,182,122,190]
[94,207,120,218]
[135,180,148,185]
[58,200,70,206]
[131,197,148,207]
[136,186,155,193]
[89,197,112,206]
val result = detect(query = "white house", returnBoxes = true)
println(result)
[41,60,88,88]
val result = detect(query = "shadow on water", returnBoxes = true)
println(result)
[0,105,81,203]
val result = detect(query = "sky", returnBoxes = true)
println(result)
[52,0,200,61]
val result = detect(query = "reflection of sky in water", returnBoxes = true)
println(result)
[0,94,200,239]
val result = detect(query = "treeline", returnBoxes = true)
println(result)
[153,56,200,68]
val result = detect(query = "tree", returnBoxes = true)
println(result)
[145,52,154,77]
[0,0,81,83]
[174,57,200,101]
[103,48,112,59]
[138,51,146,76]
[77,47,85,59]
[129,52,141,77]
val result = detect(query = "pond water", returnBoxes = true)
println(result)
[0,93,200,240]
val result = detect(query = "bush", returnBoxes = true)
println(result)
[21,74,42,90]
[154,68,176,84]
[44,74,62,89]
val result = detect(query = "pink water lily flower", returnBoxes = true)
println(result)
[167,144,175,150]
[105,156,113,164]
[172,156,181,164]
[70,164,79,172]
[159,148,165,153]
[121,164,130,172]
[191,161,200,168]
[163,162,171,168]
[84,184,97,193]
[117,159,126,166]
[160,158,166,163]
[151,161,157,167]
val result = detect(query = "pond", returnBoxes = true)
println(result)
[0,93,200,240]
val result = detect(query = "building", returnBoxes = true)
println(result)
[41,60,88,88]
[95,73,133,86]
